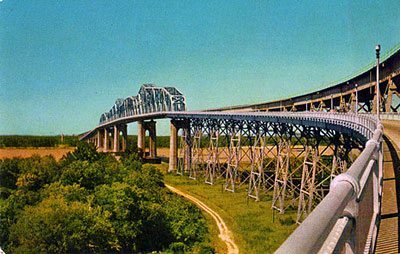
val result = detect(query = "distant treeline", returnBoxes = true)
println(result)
[0,135,171,148]
[0,135,332,148]
[127,136,170,149]
[0,135,80,148]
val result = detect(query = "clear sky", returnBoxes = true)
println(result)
[1,0,400,135]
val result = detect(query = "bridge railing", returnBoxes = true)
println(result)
[285,111,377,139]
[380,112,400,121]
[276,117,383,253]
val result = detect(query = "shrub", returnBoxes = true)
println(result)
[8,196,118,254]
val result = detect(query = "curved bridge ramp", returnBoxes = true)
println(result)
[376,121,400,253]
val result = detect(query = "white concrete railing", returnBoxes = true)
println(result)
[380,112,400,121]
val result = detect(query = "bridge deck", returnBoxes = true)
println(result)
[376,121,400,253]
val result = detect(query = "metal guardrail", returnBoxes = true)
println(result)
[170,111,378,140]
[276,115,383,254]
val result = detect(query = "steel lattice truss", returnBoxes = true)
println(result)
[99,84,186,124]
[173,117,364,221]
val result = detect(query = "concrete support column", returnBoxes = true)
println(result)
[137,121,145,157]
[169,121,178,172]
[103,128,108,152]
[113,125,119,153]
[97,130,102,150]
[122,124,128,152]
[147,121,157,158]
[182,121,191,172]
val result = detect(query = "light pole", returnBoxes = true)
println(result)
[376,44,381,119]
[355,83,358,114]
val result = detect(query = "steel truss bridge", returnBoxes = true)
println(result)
[81,47,400,253]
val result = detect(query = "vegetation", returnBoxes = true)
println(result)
[0,135,172,148]
[0,143,212,253]
[161,164,298,253]
[0,135,79,148]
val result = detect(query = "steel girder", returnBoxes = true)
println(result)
[99,84,186,125]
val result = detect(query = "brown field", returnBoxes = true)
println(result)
[0,147,75,161]
[0,146,355,163]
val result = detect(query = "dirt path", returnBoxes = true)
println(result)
[165,184,239,254]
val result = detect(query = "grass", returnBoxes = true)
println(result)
[152,163,298,253]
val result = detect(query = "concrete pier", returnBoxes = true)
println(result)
[113,125,119,153]
[143,120,157,158]
[169,121,178,172]
[103,128,109,152]
[137,121,145,157]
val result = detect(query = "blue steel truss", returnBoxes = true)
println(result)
[99,84,186,125]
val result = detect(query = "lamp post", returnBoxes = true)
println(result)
[376,44,381,119]
[355,83,358,114]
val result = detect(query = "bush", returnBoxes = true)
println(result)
[8,196,118,254]
[0,158,20,191]
[61,142,103,165]
[15,155,60,191]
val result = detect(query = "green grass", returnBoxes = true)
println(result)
[153,163,298,253]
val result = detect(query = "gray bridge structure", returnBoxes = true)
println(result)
[81,46,400,253]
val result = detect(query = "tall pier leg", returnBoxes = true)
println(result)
[149,121,157,158]
[103,128,108,152]
[169,121,178,172]
[113,125,119,153]
[122,124,127,152]
[137,121,145,158]
[184,124,191,173]
[97,130,102,151]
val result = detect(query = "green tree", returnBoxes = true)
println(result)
[163,194,208,248]
[15,155,59,191]
[0,158,20,197]
[61,142,103,165]
[8,196,118,254]
[0,189,41,249]
[40,182,88,203]
[60,161,104,190]
[93,183,144,252]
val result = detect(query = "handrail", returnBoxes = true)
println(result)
[380,112,400,121]
[276,119,383,253]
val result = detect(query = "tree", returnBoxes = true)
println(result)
[0,158,20,195]
[15,155,59,191]
[61,142,103,165]
[8,196,118,254]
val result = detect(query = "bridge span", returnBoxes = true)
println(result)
[80,46,400,253]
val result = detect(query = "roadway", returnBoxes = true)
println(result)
[376,120,400,253]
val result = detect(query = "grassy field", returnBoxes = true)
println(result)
[153,163,298,253]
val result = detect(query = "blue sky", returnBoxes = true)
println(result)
[1,0,400,135]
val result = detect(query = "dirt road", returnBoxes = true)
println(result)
[165,184,239,254]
